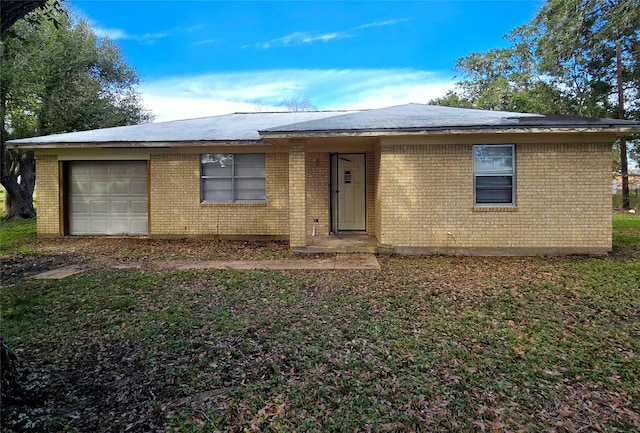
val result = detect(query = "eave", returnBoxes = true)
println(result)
[259,125,640,139]
[6,139,271,150]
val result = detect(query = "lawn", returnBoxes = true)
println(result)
[612,189,640,210]
[1,216,639,432]
[0,217,36,254]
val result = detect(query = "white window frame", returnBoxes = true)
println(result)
[473,144,516,206]
[200,153,266,203]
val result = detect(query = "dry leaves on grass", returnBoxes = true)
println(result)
[2,236,640,432]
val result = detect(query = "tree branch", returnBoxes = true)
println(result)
[1,0,48,34]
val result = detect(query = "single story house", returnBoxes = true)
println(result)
[8,103,640,255]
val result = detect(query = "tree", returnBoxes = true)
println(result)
[431,0,639,163]
[1,3,152,219]
[428,90,474,109]
[439,0,639,116]
[281,95,316,112]
[530,0,639,118]
[0,0,49,32]
[447,41,571,114]
[430,0,640,209]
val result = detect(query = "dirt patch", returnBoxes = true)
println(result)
[1,237,293,281]
[1,237,361,282]
[1,252,88,281]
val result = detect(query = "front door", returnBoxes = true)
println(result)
[331,153,366,231]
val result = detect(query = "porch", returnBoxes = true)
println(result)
[293,234,379,254]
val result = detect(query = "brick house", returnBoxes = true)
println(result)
[8,104,640,255]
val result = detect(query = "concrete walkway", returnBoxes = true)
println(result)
[32,266,84,280]
[31,254,380,279]
[171,253,380,271]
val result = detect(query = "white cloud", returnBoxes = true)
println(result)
[258,31,350,49]
[302,32,344,43]
[138,32,168,43]
[355,18,410,29]
[88,20,168,44]
[257,17,408,49]
[330,82,456,111]
[195,39,219,45]
[92,25,128,40]
[141,96,278,121]
[139,69,455,122]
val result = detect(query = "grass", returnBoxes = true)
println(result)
[1,215,640,432]
[0,217,36,254]
[614,213,640,230]
[613,213,640,246]
[612,189,640,210]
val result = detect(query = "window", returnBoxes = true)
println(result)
[201,153,266,203]
[473,144,515,205]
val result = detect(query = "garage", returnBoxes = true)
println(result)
[68,161,148,235]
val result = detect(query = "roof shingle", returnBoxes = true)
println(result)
[7,103,639,147]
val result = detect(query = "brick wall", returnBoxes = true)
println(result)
[149,152,289,237]
[32,138,613,255]
[306,152,329,236]
[374,146,383,241]
[366,151,376,236]
[288,142,306,246]
[377,141,612,254]
[35,155,60,236]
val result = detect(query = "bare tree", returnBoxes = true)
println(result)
[281,95,316,112]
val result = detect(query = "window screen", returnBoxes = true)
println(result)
[201,154,266,203]
[473,145,515,205]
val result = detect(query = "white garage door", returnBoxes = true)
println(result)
[69,161,148,235]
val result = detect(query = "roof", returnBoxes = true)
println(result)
[260,103,640,136]
[7,110,355,145]
[7,103,640,148]
[261,104,539,134]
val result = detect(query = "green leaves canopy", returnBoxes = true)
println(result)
[435,0,639,120]
[1,8,152,139]
[431,0,640,168]
[0,4,152,218]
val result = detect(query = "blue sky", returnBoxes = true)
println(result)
[70,0,543,122]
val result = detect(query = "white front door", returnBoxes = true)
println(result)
[336,153,366,231]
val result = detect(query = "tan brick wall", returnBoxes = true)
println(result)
[306,152,329,236]
[374,146,383,241]
[33,138,613,255]
[35,155,60,236]
[377,141,612,254]
[149,152,289,237]
[366,151,376,236]
[288,142,306,246]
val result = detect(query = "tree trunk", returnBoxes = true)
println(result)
[0,43,35,219]
[1,147,36,219]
